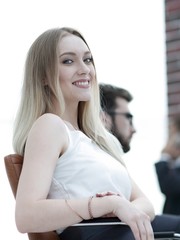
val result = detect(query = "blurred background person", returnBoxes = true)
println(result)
[99,83,136,154]
[155,115,180,215]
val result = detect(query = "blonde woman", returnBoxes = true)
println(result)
[13,27,155,240]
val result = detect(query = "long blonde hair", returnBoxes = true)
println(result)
[13,27,125,165]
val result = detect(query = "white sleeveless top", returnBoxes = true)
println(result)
[48,125,132,233]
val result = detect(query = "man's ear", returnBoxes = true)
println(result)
[100,111,113,131]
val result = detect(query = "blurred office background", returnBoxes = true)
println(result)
[1,0,180,239]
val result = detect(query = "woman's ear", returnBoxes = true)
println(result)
[100,111,113,131]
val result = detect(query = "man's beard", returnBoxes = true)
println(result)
[111,121,130,153]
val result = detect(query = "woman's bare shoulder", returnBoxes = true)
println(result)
[37,113,64,123]
[34,113,65,130]
[28,113,67,142]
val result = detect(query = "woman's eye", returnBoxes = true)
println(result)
[84,57,93,64]
[62,59,73,64]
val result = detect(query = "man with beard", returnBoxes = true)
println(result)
[99,83,136,153]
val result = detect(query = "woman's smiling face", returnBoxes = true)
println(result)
[58,34,96,104]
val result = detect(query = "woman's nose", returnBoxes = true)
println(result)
[77,61,90,75]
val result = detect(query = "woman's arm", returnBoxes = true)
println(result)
[130,178,155,221]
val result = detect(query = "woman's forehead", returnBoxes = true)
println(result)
[59,34,89,55]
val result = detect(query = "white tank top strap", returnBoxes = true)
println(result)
[63,122,73,147]
[62,122,82,154]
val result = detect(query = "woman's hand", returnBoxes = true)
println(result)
[95,192,154,240]
[111,195,154,240]
[95,191,124,218]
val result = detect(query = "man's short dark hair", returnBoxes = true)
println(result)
[99,83,133,113]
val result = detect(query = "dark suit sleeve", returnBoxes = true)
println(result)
[154,161,180,196]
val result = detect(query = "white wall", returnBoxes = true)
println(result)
[0,0,166,239]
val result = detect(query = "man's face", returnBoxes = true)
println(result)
[110,97,136,153]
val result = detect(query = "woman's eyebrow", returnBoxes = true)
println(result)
[59,52,76,57]
[59,51,91,58]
